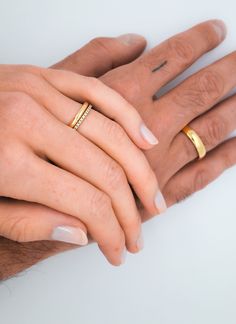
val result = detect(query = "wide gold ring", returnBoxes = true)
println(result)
[182,126,206,160]
[69,102,92,130]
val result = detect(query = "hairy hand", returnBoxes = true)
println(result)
[2,19,236,280]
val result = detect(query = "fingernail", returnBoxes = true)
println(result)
[140,123,159,145]
[212,20,227,41]
[121,248,127,264]
[136,232,144,251]
[52,226,88,246]
[117,33,144,46]
[155,191,167,214]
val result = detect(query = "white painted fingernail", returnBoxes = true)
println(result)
[136,232,144,251]
[212,20,227,41]
[155,191,167,214]
[140,123,159,145]
[121,248,127,264]
[52,226,88,246]
[117,33,144,46]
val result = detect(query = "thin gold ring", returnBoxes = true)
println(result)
[182,126,206,160]
[74,104,92,130]
[69,102,89,128]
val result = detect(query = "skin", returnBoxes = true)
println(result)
[0,66,163,266]
[1,19,236,280]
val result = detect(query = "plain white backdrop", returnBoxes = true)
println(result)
[0,0,236,323]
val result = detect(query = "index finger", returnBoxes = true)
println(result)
[132,19,226,96]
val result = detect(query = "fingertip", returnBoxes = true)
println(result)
[210,19,227,42]
[140,123,159,148]
[154,190,167,214]
[117,33,147,47]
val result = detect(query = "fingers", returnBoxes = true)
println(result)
[51,34,147,77]
[133,19,226,96]
[0,198,88,245]
[76,109,164,216]
[38,115,145,253]
[163,137,236,206]
[41,68,159,150]
[0,92,126,265]
[0,71,164,215]
[0,67,159,150]
[156,50,236,139]
[11,154,126,266]
[167,94,236,179]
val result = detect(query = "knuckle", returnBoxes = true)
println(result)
[103,119,127,145]
[2,91,41,129]
[5,91,31,111]
[165,168,212,204]
[105,159,126,192]
[165,185,192,204]
[88,76,101,88]
[201,115,227,148]
[173,70,223,112]
[90,37,106,47]
[197,71,224,105]
[138,52,159,70]
[193,168,212,192]
[5,216,30,242]
[89,37,112,63]
[0,144,33,196]
[89,190,112,220]
[168,36,194,66]
[0,91,34,123]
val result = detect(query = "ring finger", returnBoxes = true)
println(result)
[167,94,236,182]
[18,97,145,253]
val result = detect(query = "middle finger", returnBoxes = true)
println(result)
[155,51,236,140]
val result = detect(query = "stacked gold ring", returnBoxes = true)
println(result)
[69,102,92,130]
[182,126,206,160]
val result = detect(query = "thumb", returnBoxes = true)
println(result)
[0,199,88,246]
[52,34,146,77]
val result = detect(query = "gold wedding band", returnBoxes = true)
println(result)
[182,126,206,160]
[69,102,92,130]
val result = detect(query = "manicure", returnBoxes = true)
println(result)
[52,226,88,246]
[212,19,227,42]
[117,33,145,46]
[140,123,159,145]
[155,190,167,214]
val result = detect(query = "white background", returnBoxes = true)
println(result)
[0,0,236,323]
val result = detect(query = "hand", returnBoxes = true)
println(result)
[100,19,234,219]
[0,65,163,266]
[1,19,235,279]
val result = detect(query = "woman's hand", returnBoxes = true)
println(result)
[1,19,234,276]
[0,65,165,265]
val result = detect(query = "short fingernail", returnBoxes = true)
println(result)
[155,191,167,214]
[140,123,159,145]
[121,248,127,264]
[52,226,88,246]
[212,19,227,41]
[117,33,144,46]
[136,232,144,251]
